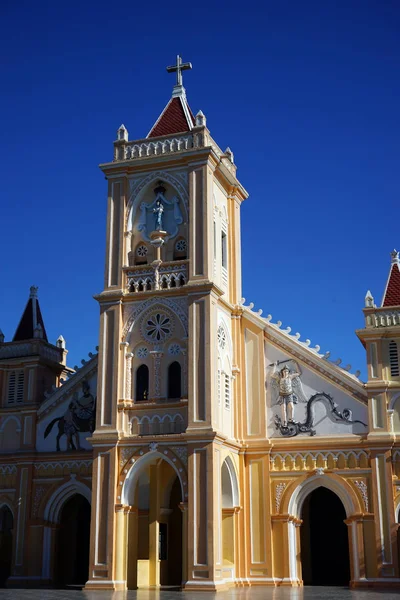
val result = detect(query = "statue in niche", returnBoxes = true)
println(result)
[44,381,96,451]
[271,360,306,426]
[153,197,164,231]
[136,181,183,241]
[270,360,367,437]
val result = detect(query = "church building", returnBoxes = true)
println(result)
[0,56,400,591]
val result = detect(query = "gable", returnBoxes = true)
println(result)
[265,342,368,439]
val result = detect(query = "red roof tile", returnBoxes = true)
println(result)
[382,263,400,307]
[148,97,194,138]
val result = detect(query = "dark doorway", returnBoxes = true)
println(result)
[300,486,350,586]
[168,362,181,399]
[0,506,13,587]
[55,495,91,587]
[160,476,182,587]
[136,364,149,401]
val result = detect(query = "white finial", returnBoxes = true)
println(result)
[266,314,272,322]
[355,370,361,378]
[257,309,263,316]
[304,339,311,346]
[314,345,320,352]
[365,290,375,308]
[294,332,301,340]
[344,364,351,371]
[334,358,342,365]
[224,147,234,163]
[391,249,399,264]
[0,329,4,343]
[195,110,206,127]
[276,320,282,328]
[248,302,254,310]
[283,327,291,334]
[323,351,330,359]
[56,335,66,349]
[30,286,38,298]
[117,124,128,141]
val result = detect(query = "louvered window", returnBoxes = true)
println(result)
[7,371,24,405]
[224,374,230,409]
[217,370,221,404]
[389,341,399,377]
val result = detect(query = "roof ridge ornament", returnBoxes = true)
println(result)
[167,54,192,98]
[391,248,399,264]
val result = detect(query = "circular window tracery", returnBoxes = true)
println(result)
[175,239,187,252]
[136,346,148,359]
[168,343,181,356]
[142,312,173,343]
[136,244,148,257]
[217,325,226,350]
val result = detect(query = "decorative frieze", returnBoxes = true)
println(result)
[270,450,369,472]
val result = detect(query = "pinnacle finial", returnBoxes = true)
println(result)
[30,285,38,298]
[365,290,375,308]
[391,249,399,264]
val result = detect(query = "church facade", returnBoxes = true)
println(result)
[1,57,400,590]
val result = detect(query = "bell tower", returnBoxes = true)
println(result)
[356,249,400,579]
[86,57,248,591]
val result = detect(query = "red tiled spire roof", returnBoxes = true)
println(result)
[381,250,400,307]
[13,286,48,342]
[147,96,195,138]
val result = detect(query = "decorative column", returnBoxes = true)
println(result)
[271,514,302,586]
[125,352,133,400]
[150,351,164,399]
[179,502,188,586]
[126,506,138,589]
[345,515,366,585]
[114,504,127,590]
[124,231,134,267]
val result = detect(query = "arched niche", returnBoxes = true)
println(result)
[221,457,239,508]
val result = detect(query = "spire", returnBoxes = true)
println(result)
[381,249,400,307]
[147,55,195,139]
[13,286,48,342]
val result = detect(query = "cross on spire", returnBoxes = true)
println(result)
[167,55,192,89]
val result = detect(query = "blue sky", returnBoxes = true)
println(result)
[0,1,398,379]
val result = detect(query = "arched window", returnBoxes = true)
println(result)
[136,364,149,401]
[390,341,399,377]
[168,362,181,399]
[174,238,187,260]
[135,243,148,265]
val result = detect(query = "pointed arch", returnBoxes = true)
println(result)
[121,451,184,506]
[123,297,188,341]
[126,171,188,231]
[221,456,239,508]
[43,479,91,524]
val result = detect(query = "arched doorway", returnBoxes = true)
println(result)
[300,487,350,585]
[55,494,91,587]
[0,506,13,587]
[221,458,239,581]
[123,454,183,589]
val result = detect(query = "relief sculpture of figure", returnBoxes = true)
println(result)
[271,360,306,426]
[44,380,96,451]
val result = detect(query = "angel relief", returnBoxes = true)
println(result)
[271,360,307,426]
[270,360,367,438]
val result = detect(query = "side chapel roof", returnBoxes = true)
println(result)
[13,286,48,342]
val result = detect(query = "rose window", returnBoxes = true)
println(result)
[136,346,148,359]
[136,244,148,257]
[175,239,187,252]
[217,325,226,350]
[143,313,172,343]
[168,343,181,356]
